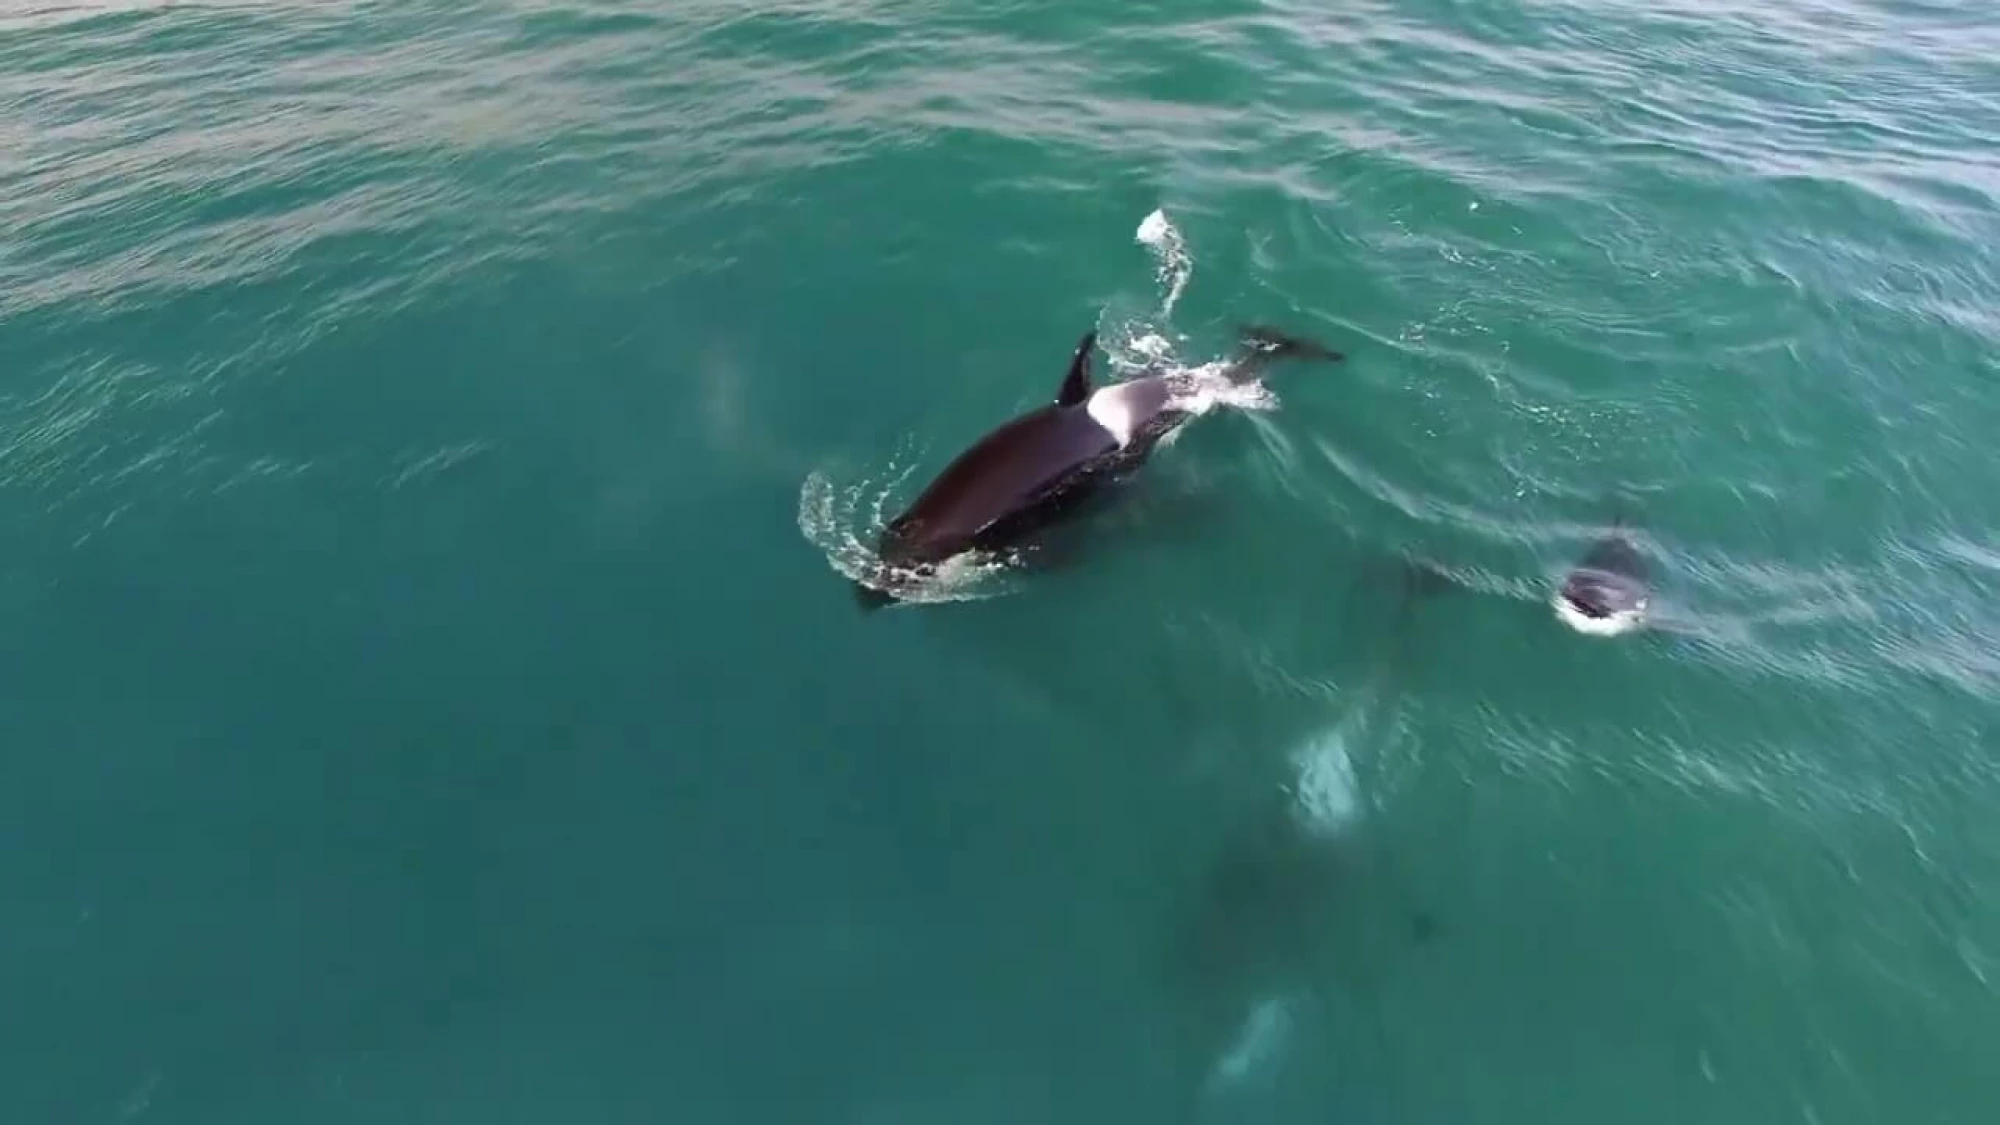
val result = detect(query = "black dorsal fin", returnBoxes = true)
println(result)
[1056,330,1096,407]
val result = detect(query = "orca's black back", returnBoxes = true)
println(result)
[1576,533,1647,581]
[882,404,1120,563]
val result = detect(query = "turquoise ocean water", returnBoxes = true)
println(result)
[4,1,1999,1121]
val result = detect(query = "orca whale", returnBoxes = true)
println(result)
[854,325,1343,608]
[1554,520,1653,636]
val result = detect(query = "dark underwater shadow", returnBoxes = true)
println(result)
[1149,772,1439,1124]
[845,509,1450,1122]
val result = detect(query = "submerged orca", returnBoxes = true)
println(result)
[854,325,1343,608]
[1553,520,1653,636]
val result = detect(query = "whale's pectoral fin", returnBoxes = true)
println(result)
[1056,330,1097,407]
[1217,324,1345,386]
[1236,324,1344,363]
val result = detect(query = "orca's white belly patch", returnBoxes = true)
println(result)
[1553,594,1647,637]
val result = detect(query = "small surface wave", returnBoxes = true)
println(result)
[4,1,1999,1123]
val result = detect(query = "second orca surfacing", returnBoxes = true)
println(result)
[1553,518,1654,637]
[854,325,1343,609]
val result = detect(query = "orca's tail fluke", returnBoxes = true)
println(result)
[1226,324,1345,383]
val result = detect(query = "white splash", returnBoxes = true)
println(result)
[795,452,1022,607]
[1211,993,1298,1089]
[1170,363,1282,416]
[1553,593,1649,637]
[1128,332,1175,362]
[1288,718,1365,838]
[1136,208,1191,317]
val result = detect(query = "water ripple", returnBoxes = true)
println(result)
[1,0,1997,1119]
